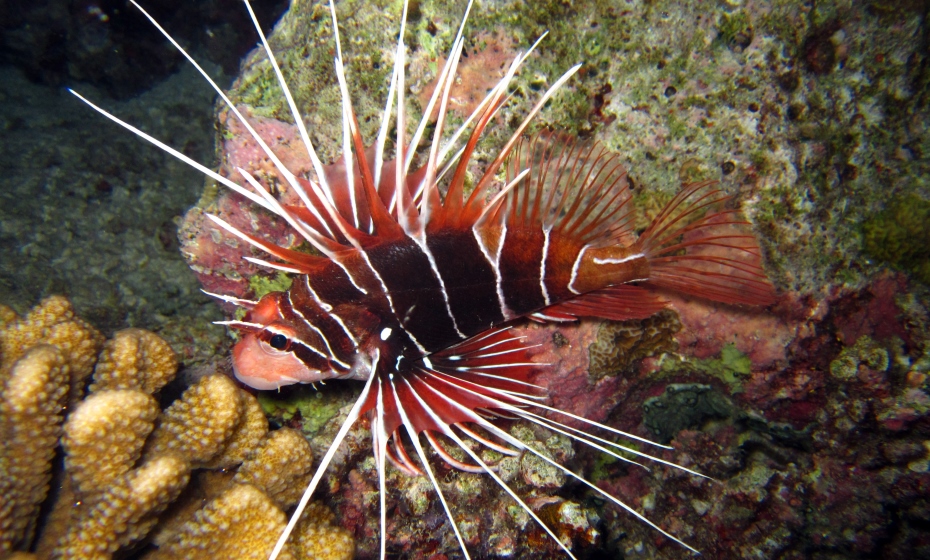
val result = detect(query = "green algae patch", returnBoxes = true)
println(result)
[660,343,753,390]
[590,452,619,484]
[714,10,754,52]
[862,194,930,284]
[256,386,343,437]
[718,343,754,377]
[248,271,293,299]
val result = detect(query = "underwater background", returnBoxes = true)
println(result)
[1,0,929,558]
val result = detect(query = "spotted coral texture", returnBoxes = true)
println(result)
[89,329,178,395]
[62,389,160,496]
[292,502,355,560]
[0,304,17,329]
[588,309,682,379]
[203,390,268,469]
[232,427,313,509]
[0,345,69,553]
[0,297,345,559]
[0,296,103,387]
[147,483,298,560]
[54,454,190,560]
[146,373,244,465]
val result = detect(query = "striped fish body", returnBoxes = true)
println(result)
[233,213,653,389]
[231,131,773,393]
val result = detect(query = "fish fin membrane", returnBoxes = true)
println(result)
[637,181,776,306]
[493,131,636,248]
[541,284,668,321]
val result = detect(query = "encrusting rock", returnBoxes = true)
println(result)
[0,297,355,559]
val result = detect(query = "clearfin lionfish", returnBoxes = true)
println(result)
[71,0,776,558]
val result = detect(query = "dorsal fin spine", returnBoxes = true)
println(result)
[461,63,583,226]
[244,0,336,210]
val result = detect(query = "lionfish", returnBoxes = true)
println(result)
[72,0,776,558]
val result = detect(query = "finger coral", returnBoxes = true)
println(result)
[232,427,314,510]
[0,296,355,559]
[291,502,355,560]
[0,296,104,391]
[89,328,178,394]
[145,373,245,466]
[61,389,160,496]
[150,484,353,560]
[54,454,191,560]
[149,483,298,560]
[0,345,69,553]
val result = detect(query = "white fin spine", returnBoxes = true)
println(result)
[402,375,579,560]
[236,167,334,254]
[243,0,336,209]
[464,62,583,215]
[126,0,340,242]
[388,376,473,560]
[66,90,273,215]
[268,350,380,560]
[373,0,409,192]
[200,290,258,308]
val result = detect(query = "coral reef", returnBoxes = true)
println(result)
[588,310,681,379]
[0,297,354,560]
[5,0,929,558]
[863,194,930,284]
[172,0,930,556]
[585,275,930,559]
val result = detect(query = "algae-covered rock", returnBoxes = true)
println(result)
[863,194,930,284]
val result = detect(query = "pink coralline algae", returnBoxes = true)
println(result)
[179,108,307,300]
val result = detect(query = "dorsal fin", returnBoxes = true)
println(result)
[473,132,635,248]
[512,132,633,245]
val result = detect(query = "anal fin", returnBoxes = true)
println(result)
[540,284,668,321]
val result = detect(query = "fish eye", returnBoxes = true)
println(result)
[269,333,289,350]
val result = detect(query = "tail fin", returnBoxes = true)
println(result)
[637,181,776,306]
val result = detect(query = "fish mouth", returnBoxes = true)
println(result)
[231,332,325,390]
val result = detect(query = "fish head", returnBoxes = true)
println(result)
[230,292,332,390]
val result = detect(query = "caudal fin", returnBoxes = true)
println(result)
[637,181,776,306]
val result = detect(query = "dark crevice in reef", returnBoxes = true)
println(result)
[1,0,289,99]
